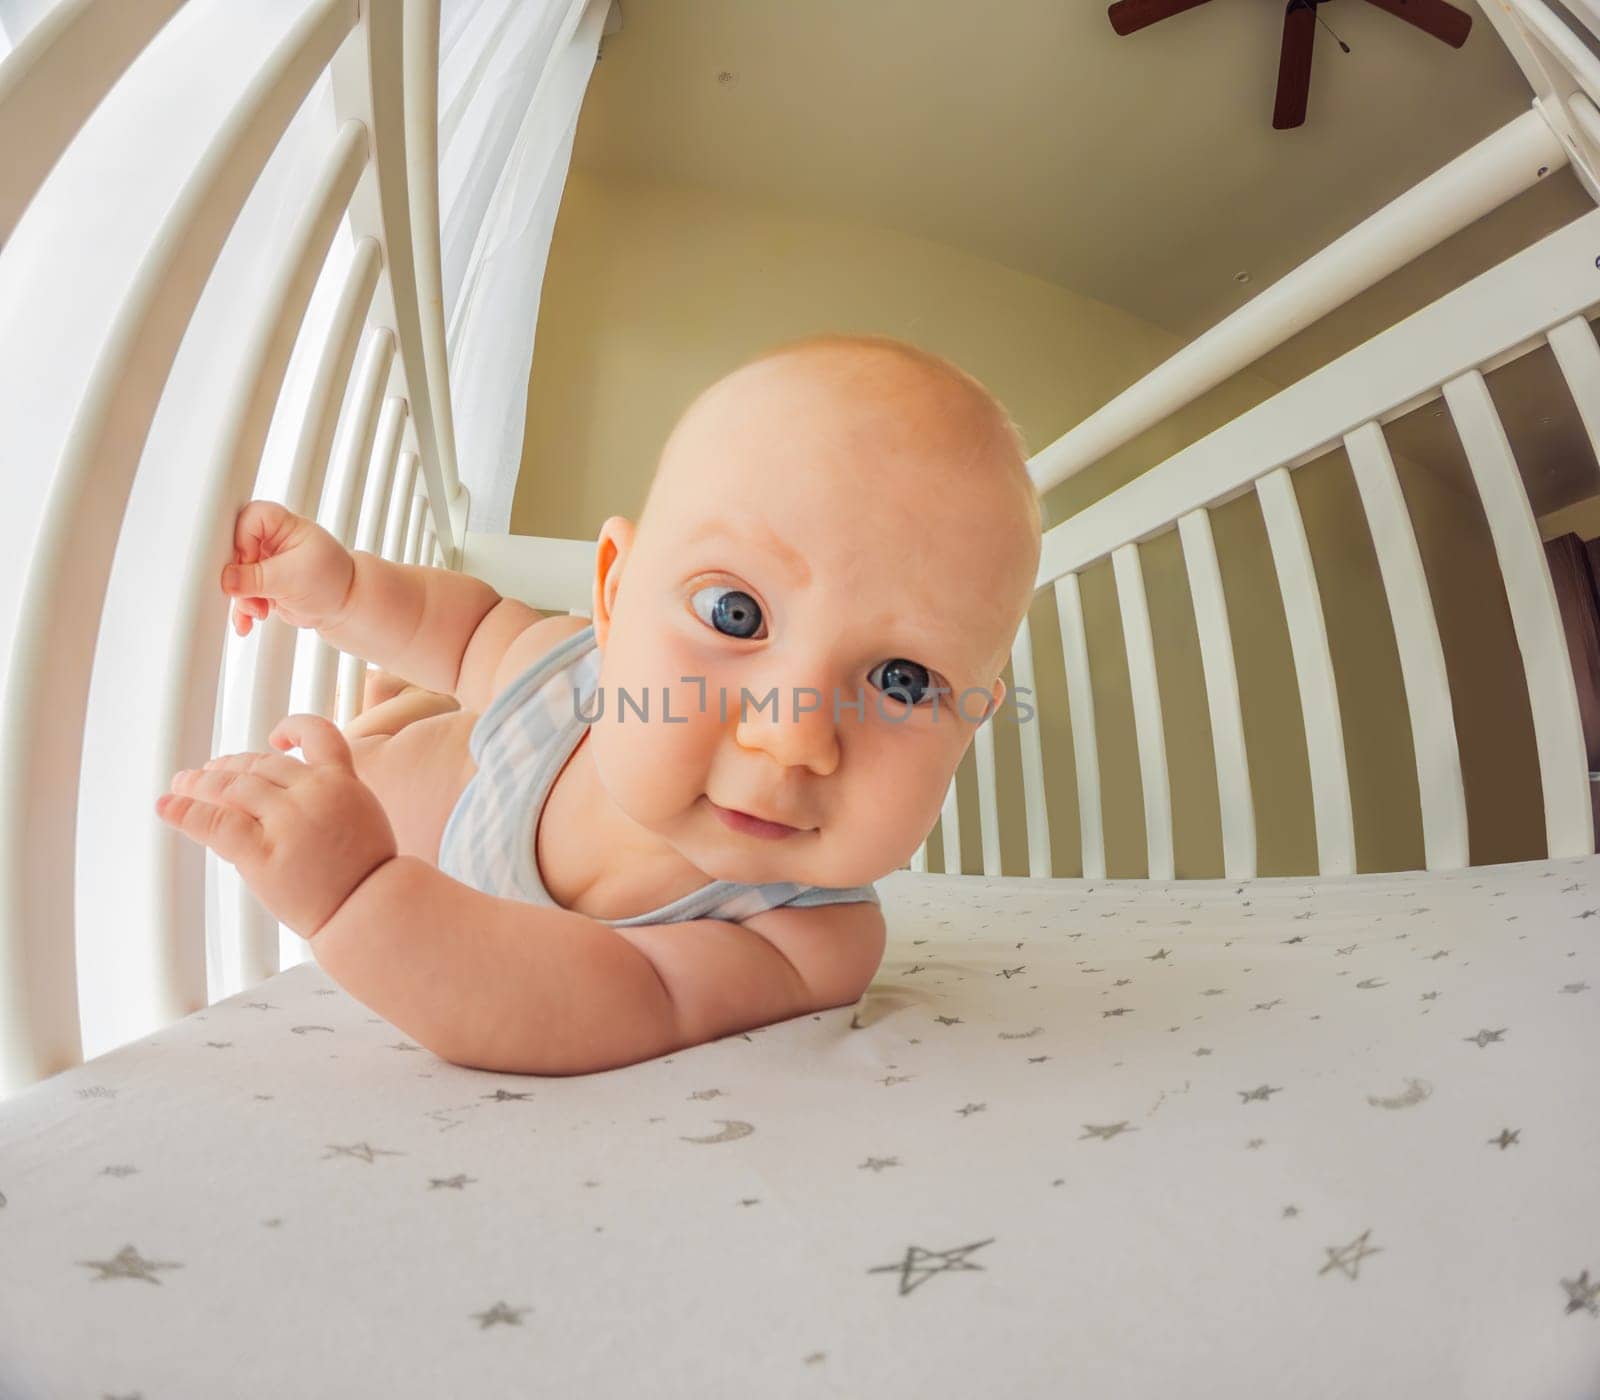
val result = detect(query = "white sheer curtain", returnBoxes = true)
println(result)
[1,0,607,1043]
[439,0,612,533]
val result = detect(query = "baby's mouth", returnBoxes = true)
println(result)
[703,796,810,840]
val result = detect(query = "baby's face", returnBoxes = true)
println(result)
[585,353,1038,890]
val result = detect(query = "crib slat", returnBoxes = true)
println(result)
[1111,544,1174,879]
[282,237,383,528]
[234,240,382,986]
[403,488,427,565]
[153,118,366,1000]
[939,771,963,875]
[332,3,462,567]
[400,0,461,539]
[0,0,358,1091]
[1344,421,1469,869]
[1009,611,1053,878]
[1177,508,1256,879]
[1547,316,1600,469]
[0,0,186,243]
[1256,466,1356,875]
[908,843,928,874]
[384,451,421,560]
[1442,370,1594,856]
[337,397,409,728]
[1054,572,1107,880]
[308,335,397,720]
[422,513,440,572]
[974,716,1001,877]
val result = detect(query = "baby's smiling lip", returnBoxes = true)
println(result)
[703,795,813,839]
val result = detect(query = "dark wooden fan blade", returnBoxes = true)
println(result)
[1360,0,1472,48]
[1273,0,1316,130]
[1108,0,1215,37]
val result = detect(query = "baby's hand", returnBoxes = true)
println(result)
[223,500,356,637]
[155,715,397,940]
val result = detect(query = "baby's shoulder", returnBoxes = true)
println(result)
[483,612,594,710]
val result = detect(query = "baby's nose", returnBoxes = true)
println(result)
[734,685,841,776]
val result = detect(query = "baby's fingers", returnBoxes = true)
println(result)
[154,791,267,868]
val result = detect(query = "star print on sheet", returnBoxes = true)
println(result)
[1079,1122,1137,1141]
[471,1301,529,1328]
[1487,1129,1520,1150]
[1319,1230,1381,1280]
[78,1244,182,1284]
[1563,1270,1600,1316]
[1239,1085,1282,1103]
[322,1142,404,1163]
[868,1238,993,1296]
[1464,1029,1507,1048]
[429,1174,476,1189]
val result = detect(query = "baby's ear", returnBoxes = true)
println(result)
[592,516,635,645]
[987,677,1007,721]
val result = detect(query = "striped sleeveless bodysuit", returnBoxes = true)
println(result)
[436,623,881,926]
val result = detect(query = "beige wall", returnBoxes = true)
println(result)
[516,168,1544,878]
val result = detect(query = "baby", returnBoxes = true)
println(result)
[159,333,1042,1075]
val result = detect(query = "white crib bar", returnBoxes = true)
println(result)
[332,5,464,569]
[1343,421,1469,870]
[0,0,358,1092]
[233,241,382,986]
[973,719,1001,877]
[281,238,383,524]
[151,116,369,1014]
[1009,612,1053,878]
[403,489,427,565]
[1442,370,1595,856]
[1054,572,1107,880]
[939,771,963,875]
[1112,543,1174,880]
[1176,509,1256,879]
[400,0,462,537]
[422,514,441,570]
[337,398,409,728]
[307,332,396,720]
[384,452,422,561]
[0,0,187,243]
[1026,108,1567,493]
[1546,317,1600,468]
[1256,466,1357,876]
[1037,206,1600,588]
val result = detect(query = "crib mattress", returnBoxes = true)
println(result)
[2,858,1598,1397]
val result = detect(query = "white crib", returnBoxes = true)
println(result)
[2,0,1599,1395]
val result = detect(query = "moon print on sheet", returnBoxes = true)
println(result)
[1365,1077,1433,1110]
[682,1120,753,1145]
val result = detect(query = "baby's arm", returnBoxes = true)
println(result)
[316,550,537,704]
[309,856,882,1075]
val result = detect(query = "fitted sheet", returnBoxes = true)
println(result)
[2,858,1598,1397]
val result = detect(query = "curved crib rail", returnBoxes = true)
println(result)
[0,0,468,1094]
[920,204,1600,882]
[911,0,1600,884]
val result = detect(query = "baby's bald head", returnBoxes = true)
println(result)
[633,334,1041,678]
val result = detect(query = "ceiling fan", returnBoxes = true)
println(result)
[1106,0,1473,130]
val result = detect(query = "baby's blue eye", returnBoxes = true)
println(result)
[870,658,933,707]
[691,585,765,639]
